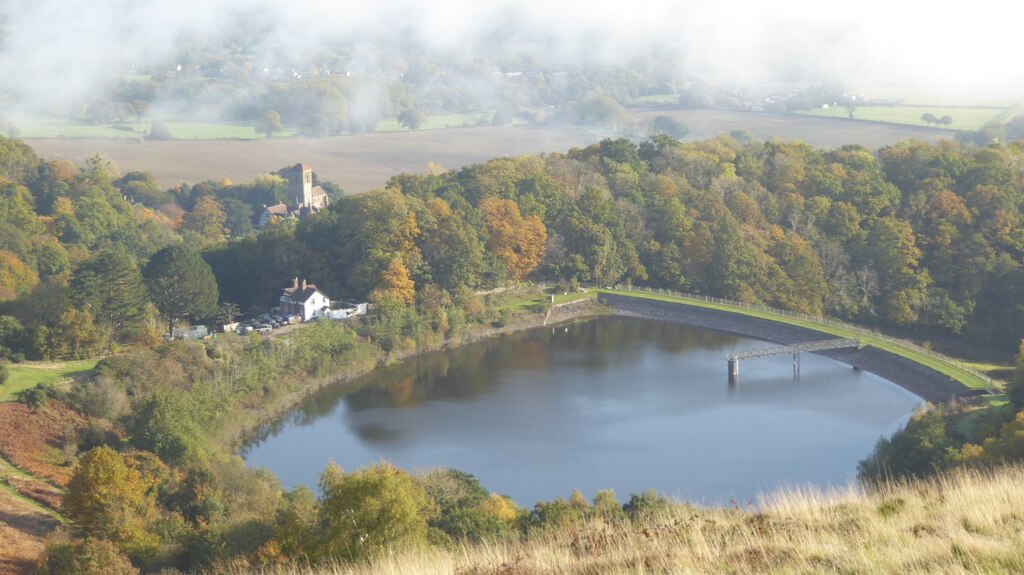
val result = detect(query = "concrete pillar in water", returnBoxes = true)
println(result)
[728,358,739,387]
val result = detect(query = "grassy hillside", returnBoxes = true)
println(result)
[217,465,1024,574]
[0,359,97,402]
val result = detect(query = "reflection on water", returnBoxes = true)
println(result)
[242,317,921,505]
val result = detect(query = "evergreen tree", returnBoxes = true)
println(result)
[70,247,149,336]
[143,245,219,336]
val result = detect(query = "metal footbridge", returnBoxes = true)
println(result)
[727,338,861,379]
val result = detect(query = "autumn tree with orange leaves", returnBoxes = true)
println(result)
[479,197,546,281]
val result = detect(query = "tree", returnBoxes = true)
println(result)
[61,446,158,554]
[70,247,149,336]
[921,113,939,125]
[479,197,547,281]
[315,462,429,561]
[146,120,171,140]
[181,196,227,247]
[216,301,240,326]
[129,99,149,133]
[43,308,108,359]
[374,258,416,305]
[256,109,284,138]
[0,250,39,302]
[143,244,219,336]
[938,115,953,127]
[397,107,427,131]
[650,115,688,139]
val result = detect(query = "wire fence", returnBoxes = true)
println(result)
[607,284,997,387]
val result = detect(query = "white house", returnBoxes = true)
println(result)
[280,278,332,321]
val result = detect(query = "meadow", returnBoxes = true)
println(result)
[0,359,97,402]
[797,105,1005,130]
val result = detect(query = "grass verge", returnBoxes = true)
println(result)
[0,359,97,402]
[597,288,995,391]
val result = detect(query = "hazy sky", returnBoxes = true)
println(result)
[1,0,1020,111]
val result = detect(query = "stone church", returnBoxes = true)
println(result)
[258,163,330,227]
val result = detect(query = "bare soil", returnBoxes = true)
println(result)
[24,113,949,193]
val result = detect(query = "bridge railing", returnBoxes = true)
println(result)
[606,284,997,387]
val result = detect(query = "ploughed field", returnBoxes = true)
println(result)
[25,110,951,193]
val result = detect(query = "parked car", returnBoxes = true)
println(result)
[236,325,253,334]
[256,325,272,334]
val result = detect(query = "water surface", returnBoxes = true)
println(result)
[243,317,921,505]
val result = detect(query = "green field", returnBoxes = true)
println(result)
[11,118,299,140]
[0,360,97,402]
[598,288,998,392]
[797,106,1005,130]
[15,114,500,139]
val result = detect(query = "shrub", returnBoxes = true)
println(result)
[17,384,49,410]
[40,536,139,575]
[0,363,8,386]
[315,462,429,561]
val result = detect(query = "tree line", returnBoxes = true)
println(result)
[3,131,1024,571]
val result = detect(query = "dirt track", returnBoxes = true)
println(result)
[24,111,952,193]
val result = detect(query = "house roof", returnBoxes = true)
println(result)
[282,284,326,303]
[311,185,327,198]
[264,203,289,216]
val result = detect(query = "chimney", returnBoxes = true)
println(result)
[293,277,299,289]
[301,279,307,291]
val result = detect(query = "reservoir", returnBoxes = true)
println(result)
[242,316,921,505]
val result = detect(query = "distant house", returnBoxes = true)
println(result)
[280,278,332,322]
[258,163,330,227]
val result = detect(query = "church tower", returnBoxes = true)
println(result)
[286,163,313,207]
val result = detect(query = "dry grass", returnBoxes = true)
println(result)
[215,465,1024,575]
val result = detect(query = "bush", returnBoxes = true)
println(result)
[0,363,8,386]
[17,384,49,410]
[315,462,429,561]
[71,377,129,419]
[623,489,672,521]
[40,536,139,575]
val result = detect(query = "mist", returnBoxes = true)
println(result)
[1,0,1020,120]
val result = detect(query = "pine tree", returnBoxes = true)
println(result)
[143,244,219,336]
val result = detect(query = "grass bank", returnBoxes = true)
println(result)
[0,359,97,402]
[216,464,1024,575]
[596,288,997,392]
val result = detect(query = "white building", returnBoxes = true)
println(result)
[279,278,332,322]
